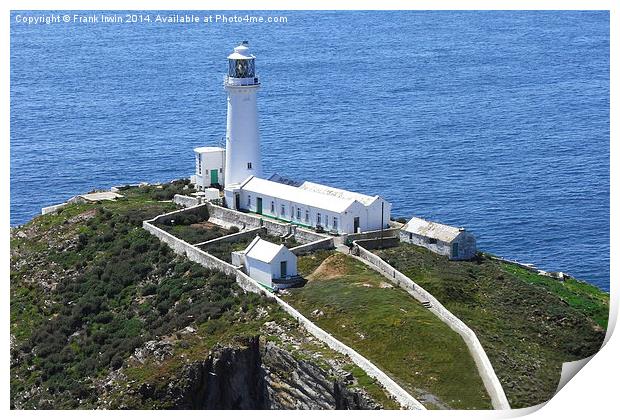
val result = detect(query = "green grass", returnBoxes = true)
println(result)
[283,251,492,410]
[159,222,231,244]
[11,184,398,409]
[374,243,608,408]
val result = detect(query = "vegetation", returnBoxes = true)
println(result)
[374,243,608,408]
[10,184,397,409]
[118,179,196,201]
[282,251,492,410]
[10,187,249,408]
[201,231,300,263]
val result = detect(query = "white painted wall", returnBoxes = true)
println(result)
[399,230,477,260]
[236,189,388,235]
[245,246,298,288]
[224,85,262,186]
[194,148,225,189]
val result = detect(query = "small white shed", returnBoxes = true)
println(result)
[191,147,225,190]
[400,217,477,260]
[233,236,298,289]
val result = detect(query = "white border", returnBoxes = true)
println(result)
[2,2,615,420]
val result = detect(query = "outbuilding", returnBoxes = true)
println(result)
[224,176,391,234]
[191,147,225,190]
[232,236,298,289]
[400,216,477,260]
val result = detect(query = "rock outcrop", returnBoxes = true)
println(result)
[114,336,378,410]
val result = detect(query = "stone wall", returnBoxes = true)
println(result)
[41,202,69,215]
[150,204,210,226]
[143,220,238,278]
[142,213,424,410]
[195,227,265,247]
[352,237,399,250]
[290,237,334,256]
[173,194,200,208]
[345,228,400,242]
[206,203,330,244]
[352,241,510,410]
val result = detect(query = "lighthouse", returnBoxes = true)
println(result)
[224,41,262,187]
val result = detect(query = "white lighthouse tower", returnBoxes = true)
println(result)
[224,41,262,188]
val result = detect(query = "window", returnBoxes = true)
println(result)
[296,207,301,220]
[271,201,275,213]
[247,195,251,207]
[247,162,252,169]
[333,217,338,230]
[219,168,222,173]
[409,233,413,240]
[305,210,309,223]
[317,213,321,226]
[428,238,437,245]
[280,204,285,216]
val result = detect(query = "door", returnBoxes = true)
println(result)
[234,193,240,210]
[256,197,263,215]
[451,242,459,258]
[353,217,360,233]
[210,169,218,185]
[280,261,287,279]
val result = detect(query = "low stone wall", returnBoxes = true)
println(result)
[173,194,200,208]
[345,228,401,242]
[143,220,238,278]
[195,227,265,248]
[41,202,69,215]
[292,225,331,244]
[352,241,511,410]
[206,203,330,245]
[290,237,334,256]
[150,203,210,226]
[143,213,424,410]
[353,237,399,250]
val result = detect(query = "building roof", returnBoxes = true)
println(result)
[77,192,123,202]
[244,236,289,264]
[402,217,466,243]
[298,181,379,207]
[194,146,225,154]
[241,176,357,213]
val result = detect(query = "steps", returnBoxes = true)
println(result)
[421,301,433,309]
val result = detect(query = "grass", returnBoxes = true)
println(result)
[374,243,608,408]
[283,251,493,410]
[159,222,231,244]
[11,183,398,409]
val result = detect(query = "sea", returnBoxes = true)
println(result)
[10,11,610,291]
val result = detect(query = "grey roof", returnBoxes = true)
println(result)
[402,217,465,243]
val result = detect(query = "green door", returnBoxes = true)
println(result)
[280,261,287,278]
[256,197,263,215]
[210,169,218,185]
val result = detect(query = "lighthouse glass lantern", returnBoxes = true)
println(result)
[226,41,259,85]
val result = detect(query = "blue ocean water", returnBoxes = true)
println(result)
[10,11,609,291]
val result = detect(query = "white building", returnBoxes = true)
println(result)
[191,147,225,190]
[224,41,262,187]
[232,236,298,289]
[193,42,393,235]
[224,176,391,234]
[400,216,477,260]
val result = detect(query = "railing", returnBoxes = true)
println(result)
[223,75,260,87]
